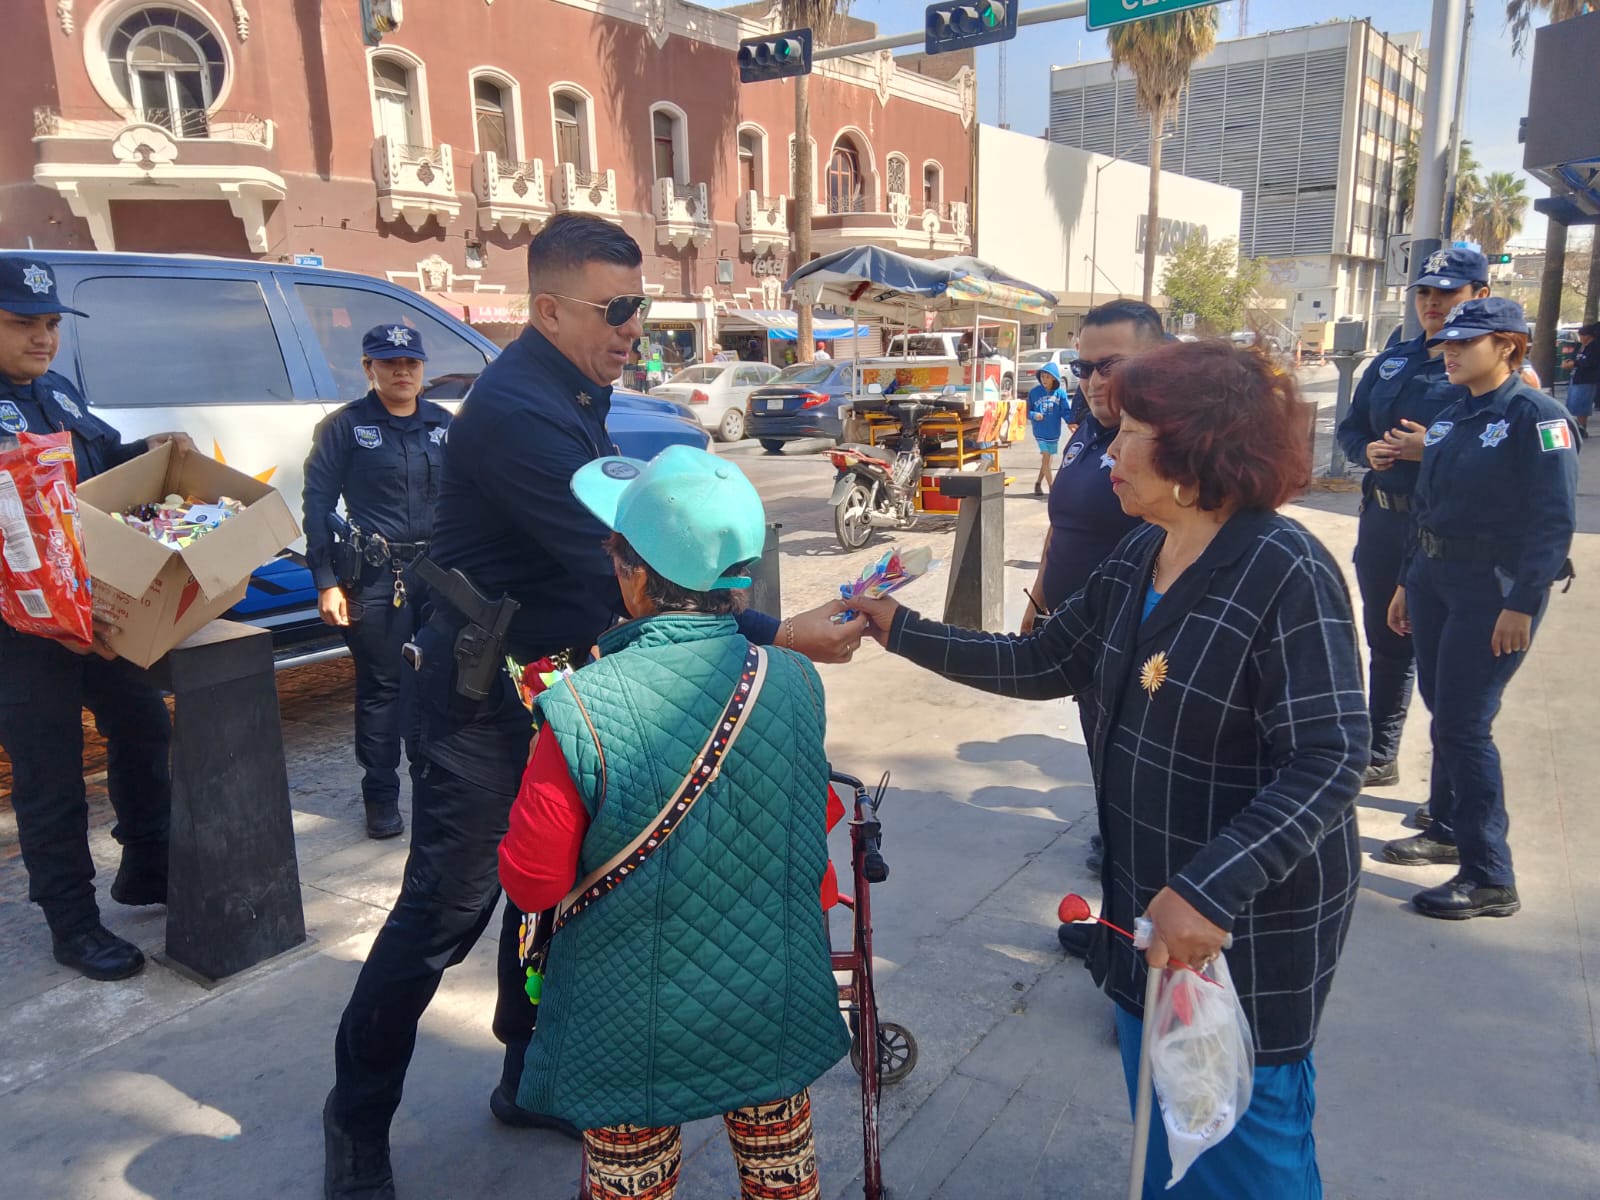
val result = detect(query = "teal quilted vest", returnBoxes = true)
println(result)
[518,612,850,1130]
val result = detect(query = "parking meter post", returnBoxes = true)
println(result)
[939,470,1004,630]
[748,522,783,618]
[1326,352,1368,478]
[139,620,306,983]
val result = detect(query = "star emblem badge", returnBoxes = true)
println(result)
[1140,651,1170,696]
[1480,419,1510,448]
[1424,250,1451,276]
[1100,452,1116,469]
[385,326,413,346]
[22,265,52,295]
[577,391,592,407]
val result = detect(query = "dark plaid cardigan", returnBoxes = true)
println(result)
[888,511,1368,1064]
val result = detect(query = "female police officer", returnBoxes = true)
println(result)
[1336,247,1490,798]
[0,256,192,980]
[302,324,450,839]
[1383,298,1578,919]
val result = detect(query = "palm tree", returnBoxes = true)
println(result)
[780,0,850,361]
[1396,137,1480,231]
[1108,10,1219,304]
[1468,171,1530,257]
[1447,141,1483,241]
[1507,0,1591,52]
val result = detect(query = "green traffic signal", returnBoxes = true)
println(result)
[924,0,1015,54]
[737,27,814,83]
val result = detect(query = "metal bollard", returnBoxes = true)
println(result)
[939,472,1005,630]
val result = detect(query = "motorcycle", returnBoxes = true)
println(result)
[828,400,938,550]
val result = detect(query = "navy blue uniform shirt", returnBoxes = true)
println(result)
[1413,375,1579,615]
[429,326,776,660]
[302,390,452,590]
[1039,410,1143,610]
[1335,335,1452,497]
[0,371,144,483]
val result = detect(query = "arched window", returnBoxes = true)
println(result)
[828,140,863,213]
[108,6,226,137]
[738,128,764,195]
[923,162,943,208]
[473,77,510,159]
[650,104,688,185]
[886,153,909,199]
[553,88,588,171]
[372,55,419,147]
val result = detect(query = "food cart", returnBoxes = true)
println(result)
[786,247,1058,512]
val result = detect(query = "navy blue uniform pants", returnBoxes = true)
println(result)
[1352,501,1416,764]
[1406,557,1541,888]
[339,577,421,808]
[0,626,171,936]
[331,621,536,1137]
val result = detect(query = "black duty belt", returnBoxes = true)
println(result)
[1370,489,1413,513]
[1416,527,1509,567]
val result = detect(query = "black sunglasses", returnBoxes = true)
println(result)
[550,293,651,327]
[1070,355,1125,380]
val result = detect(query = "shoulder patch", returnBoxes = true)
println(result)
[1423,420,1454,447]
[1061,440,1086,466]
[353,425,383,449]
[1537,419,1575,453]
[1378,357,1408,381]
[0,401,27,433]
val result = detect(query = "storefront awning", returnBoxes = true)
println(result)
[721,309,868,341]
[426,291,527,325]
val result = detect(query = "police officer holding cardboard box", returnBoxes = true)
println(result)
[322,214,868,1200]
[302,324,451,840]
[0,256,191,981]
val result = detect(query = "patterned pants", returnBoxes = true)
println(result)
[583,1090,820,1200]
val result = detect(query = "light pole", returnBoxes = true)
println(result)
[1088,156,1117,310]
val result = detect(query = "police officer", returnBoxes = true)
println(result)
[1382,298,1578,920]
[0,256,192,980]
[1335,246,1490,800]
[302,324,450,840]
[322,213,868,1200]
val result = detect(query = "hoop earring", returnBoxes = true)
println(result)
[1172,483,1198,509]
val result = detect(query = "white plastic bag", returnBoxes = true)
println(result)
[1147,953,1255,1188]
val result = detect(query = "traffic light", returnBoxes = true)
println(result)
[738,28,814,83]
[924,0,1017,55]
[1493,253,1514,264]
[360,0,402,46]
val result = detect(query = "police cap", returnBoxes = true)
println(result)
[0,257,88,317]
[1425,296,1529,347]
[1410,245,1490,291]
[361,323,429,361]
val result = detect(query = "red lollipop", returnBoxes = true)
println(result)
[1057,893,1092,924]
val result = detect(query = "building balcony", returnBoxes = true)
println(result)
[737,191,789,257]
[652,179,712,250]
[31,106,286,252]
[810,191,971,257]
[372,136,460,231]
[472,152,549,237]
[552,164,619,218]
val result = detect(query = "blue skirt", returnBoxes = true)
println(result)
[1115,1005,1322,1200]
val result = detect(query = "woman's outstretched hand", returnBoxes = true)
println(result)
[1143,886,1228,971]
[850,595,902,648]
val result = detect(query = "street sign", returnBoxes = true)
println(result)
[1384,234,1412,289]
[1086,0,1222,33]
[292,254,325,268]
[1181,312,1196,330]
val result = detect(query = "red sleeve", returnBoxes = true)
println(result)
[498,726,590,914]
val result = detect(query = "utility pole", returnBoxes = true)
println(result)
[1441,0,1474,240]
[1404,0,1468,341]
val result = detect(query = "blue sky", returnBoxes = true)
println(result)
[790,0,1550,242]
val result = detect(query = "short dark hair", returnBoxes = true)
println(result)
[604,533,745,616]
[1580,323,1600,338]
[1107,341,1310,512]
[1082,299,1166,345]
[527,213,642,293]
[1489,331,1530,371]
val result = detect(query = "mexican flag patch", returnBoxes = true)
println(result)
[1538,419,1575,452]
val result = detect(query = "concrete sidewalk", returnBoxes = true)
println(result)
[3,406,1598,1199]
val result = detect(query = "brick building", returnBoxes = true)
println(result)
[5,0,976,352]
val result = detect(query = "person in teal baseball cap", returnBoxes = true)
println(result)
[571,444,767,600]
[500,445,850,1197]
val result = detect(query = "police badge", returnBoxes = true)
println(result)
[1378,358,1407,381]
[354,425,383,449]
[0,401,27,433]
[51,390,82,419]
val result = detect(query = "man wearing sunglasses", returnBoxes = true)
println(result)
[324,212,869,1200]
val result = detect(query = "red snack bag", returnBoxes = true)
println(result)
[0,432,94,647]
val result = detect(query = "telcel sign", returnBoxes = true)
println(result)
[1086,0,1221,32]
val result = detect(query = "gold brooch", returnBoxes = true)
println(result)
[1140,651,1170,696]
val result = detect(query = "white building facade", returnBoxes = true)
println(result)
[976,124,1242,340]
[1047,20,1425,332]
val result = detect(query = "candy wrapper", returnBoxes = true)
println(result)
[0,432,94,647]
[837,545,938,619]
[114,492,244,550]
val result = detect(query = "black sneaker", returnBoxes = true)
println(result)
[110,858,168,906]
[488,1083,583,1140]
[1362,759,1400,788]
[323,1090,395,1200]
[1380,833,1460,866]
[364,800,404,841]
[1056,922,1094,959]
[52,925,145,981]
[1412,876,1520,920]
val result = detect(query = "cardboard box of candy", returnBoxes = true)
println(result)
[75,443,300,667]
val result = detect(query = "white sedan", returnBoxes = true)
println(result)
[650,361,781,442]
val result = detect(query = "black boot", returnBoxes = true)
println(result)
[1056,923,1093,959]
[1412,876,1520,920]
[489,1042,582,1140]
[364,799,404,840]
[110,844,168,906]
[323,1089,395,1200]
[1381,833,1460,866]
[52,924,145,981]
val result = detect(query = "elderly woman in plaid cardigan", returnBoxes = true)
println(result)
[855,341,1369,1200]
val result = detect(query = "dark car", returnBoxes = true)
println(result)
[745,360,859,451]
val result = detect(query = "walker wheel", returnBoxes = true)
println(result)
[850,1021,918,1085]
